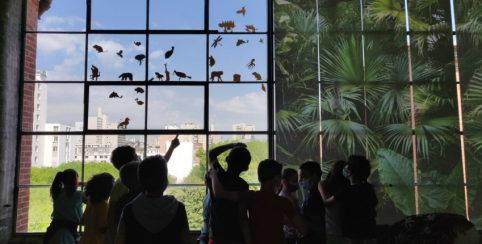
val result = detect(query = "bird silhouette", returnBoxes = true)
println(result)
[116,50,123,58]
[236,6,246,16]
[165,46,174,59]
[173,70,191,81]
[134,42,141,46]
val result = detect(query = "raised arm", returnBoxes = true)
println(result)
[209,168,239,201]
[318,181,335,206]
[208,142,246,168]
[164,134,180,163]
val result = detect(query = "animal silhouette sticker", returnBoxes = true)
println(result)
[233,74,241,82]
[165,46,174,59]
[109,92,123,99]
[155,72,164,81]
[246,59,255,69]
[259,38,264,44]
[135,54,146,65]
[210,71,223,82]
[117,118,130,129]
[261,84,266,92]
[93,45,107,53]
[134,87,144,93]
[117,50,123,58]
[252,72,262,81]
[134,42,141,46]
[209,56,216,67]
[173,70,191,81]
[164,63,170,81]
[246,25,257,33]
[135,98,144,105]
[236,6,246,16]
[236,39,249,46]
[219,21,235,32]
[149,77,154,82]
[211,36,223,48]
[90,65,100,81]
[119,73,133,81]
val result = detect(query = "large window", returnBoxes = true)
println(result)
[17,0,271,232]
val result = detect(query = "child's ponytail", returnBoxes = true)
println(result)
[50,171,64,200]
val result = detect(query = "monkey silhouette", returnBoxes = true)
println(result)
[119,73,133,81]
[252,72,262,81]
[90,65,100,81]
[210,71,223,82]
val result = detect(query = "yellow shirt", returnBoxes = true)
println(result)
[81,200,109,244]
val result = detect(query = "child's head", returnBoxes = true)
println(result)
[85,173,115,204]
[345,155,371,183]
[323,160,350,194]
[119,162,141,190]
[138,156,168,194]
[50,169,79,200]
[298,161,322,191]
[226,146,251,174]
[281,168,299,193]
[258,159,282,190]
[110,145,137,170]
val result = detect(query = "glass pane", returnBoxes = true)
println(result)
[418,186,466,216]
[91,0,146,30]
[149,0,204,30]
[20,187,51,232]
[407,0,451,32]
[318,0,362,32]
[147,86,204,129]
[363,0,405,31]
[149,35,206,82]
[21,135,82,185]
[207,135,268,184]
[88,34,146,82]
[209,84,267,131]
[36,0,86,31]
[209,34,267,82]
[154,134,207,184]
[23,84,84,132]
[83,135,142,181]
[88,86,146,130]
[210,0,267,33]
[166,186,205,230]
[27,34,85,81]
[372,186,410,225]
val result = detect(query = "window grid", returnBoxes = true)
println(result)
[16,0,274,233]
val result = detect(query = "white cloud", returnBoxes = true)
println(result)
[37,34,84,54]
[150,50,164,59]
[213,92,266,114]
[38,16,85,31]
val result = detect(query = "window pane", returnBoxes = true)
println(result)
[36,0,86,32]
[147,86,204,129]
[91,0,146,30]
[149,35,206,82]
[210,0,267,33]
[88,86,146,130]
[155,134,207,184]
[208,135,268,184]
[209,84,267,131]
[209,34,267,82]
[88,34,146,82]
[23,84,84,132]
[149,0,204,30]
[18,187,51,232]
[166,186,205,231]
[26,34,85,81]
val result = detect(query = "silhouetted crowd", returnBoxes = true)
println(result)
[44,135,378,244]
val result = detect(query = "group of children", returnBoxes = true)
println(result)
[44,137,378,244]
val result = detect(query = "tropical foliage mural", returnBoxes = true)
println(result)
[274,0,482,226]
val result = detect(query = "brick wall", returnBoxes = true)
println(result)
[16,0,38,233]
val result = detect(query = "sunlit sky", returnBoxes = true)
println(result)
[34,0,269,132]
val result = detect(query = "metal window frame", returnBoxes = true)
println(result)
[14,0,275,234]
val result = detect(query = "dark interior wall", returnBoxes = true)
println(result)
[0,0,22,242]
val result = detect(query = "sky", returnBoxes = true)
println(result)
[34,0,269,132]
